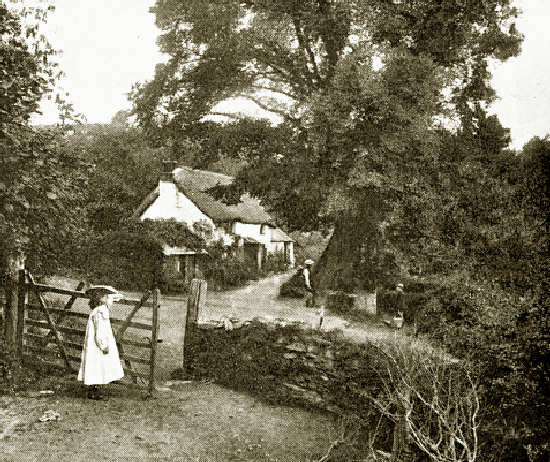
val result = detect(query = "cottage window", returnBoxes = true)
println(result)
[222,222,232,234]
[260,224,267,234]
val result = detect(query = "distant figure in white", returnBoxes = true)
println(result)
[303,259,316,307]
[393,283,405,330]
[78,285,124,400]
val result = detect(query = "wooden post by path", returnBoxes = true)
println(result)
[183,279,206,370]
[3,276,14,349]
[147,288,160,398]
[16,269,26,359]
[3,254,25,354]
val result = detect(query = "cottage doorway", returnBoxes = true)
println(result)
[182,254,197,284]
[243,242,260,271]
[284,242,291,264]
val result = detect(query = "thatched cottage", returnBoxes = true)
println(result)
[132,167,294,285]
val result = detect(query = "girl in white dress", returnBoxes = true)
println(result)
[78,285,124,399]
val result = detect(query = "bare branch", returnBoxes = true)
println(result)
[207,111,242,120]
[235,92,297,121]
[292,16,321,85]
[314,416,360,462]
[365,342,480,462]
[251,85,299,100]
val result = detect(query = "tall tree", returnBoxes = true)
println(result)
[62,123,164,233]
[132,0,522,287]
[0,1,85,275]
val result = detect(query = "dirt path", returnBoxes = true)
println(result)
[0,379,340,462]
[179,273,393,342]
[202,274,327,324]
[45,273,398,374]
[1,274,403,460]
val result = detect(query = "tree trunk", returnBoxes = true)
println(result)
[1,252,25,348]
[314,212,376,292]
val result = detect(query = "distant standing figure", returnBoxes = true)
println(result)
[395,283,414,331]
[395,283,405,316]
[303,259,316,307]
[78,285,124,400]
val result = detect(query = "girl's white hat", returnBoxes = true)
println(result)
[304,259,314,265]
[86,285,123,300]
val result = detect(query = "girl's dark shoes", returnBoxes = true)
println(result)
[87,386,109,400]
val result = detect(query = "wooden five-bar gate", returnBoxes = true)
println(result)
[4,270,160,396]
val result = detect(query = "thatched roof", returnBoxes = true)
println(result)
[132,186,159,220]
[270,228,293,242]
[173,167,273,225]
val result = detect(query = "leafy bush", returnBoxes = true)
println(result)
[0,336,14,395]
[290,231,330,265]
[201,241,289,290]
[259,251,288,275]
[80,231,164,290]
[201,241,256,289]
[279,268,306,298]
[68,219,206,290]
[126,219,205,249]
[0,334,42,395]
[416,277,550,461]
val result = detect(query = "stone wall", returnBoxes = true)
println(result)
[326,290,377,314]
[181,319,394,449]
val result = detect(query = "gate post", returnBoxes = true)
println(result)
[2,255,25,350]
[148,288,160,398]
[16,269,26,360]
[183,279,206,371]
[3,276,14,348]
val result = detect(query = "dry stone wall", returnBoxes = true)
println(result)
[181,319,394,448]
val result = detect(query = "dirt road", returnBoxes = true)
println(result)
[160,273,347,343]
[1,378,340,462]
[1,274,400,461]
[171,273,392,343]
[46,273,396,376]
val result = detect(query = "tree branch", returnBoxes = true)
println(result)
[251,46,312,97]
[251,84,299,100]
[317,0,344,81]
[235,92,297,121]
[207,111,242,120]
[292,16,321,86]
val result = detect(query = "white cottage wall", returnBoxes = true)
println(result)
[267,241,295,267]
[140,181,211,227]
[233,222,271,246]
[270,241,285,253]
[139,180,294,259]
[140,181,234,246]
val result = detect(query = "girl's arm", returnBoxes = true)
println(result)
[304,269,311,289]
[92,310,109,353]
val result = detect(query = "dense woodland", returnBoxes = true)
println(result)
[1,1,548,460]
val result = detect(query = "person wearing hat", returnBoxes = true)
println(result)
[303,259,316,307]
[78,285,124,400]
[394,283,406,329]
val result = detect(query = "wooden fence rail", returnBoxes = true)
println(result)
[3,269,161,397]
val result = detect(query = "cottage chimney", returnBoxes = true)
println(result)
[158,160,179,203]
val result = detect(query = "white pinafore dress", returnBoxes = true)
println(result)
[77,305,124,385]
